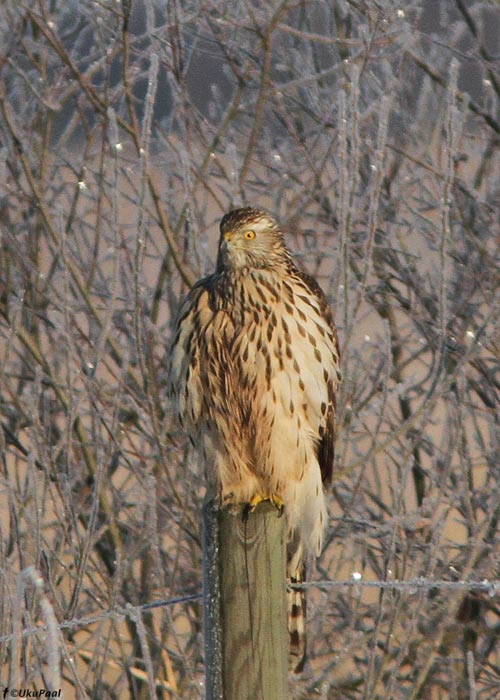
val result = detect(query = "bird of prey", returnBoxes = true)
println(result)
[168,207,341,670]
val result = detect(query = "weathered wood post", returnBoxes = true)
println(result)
[203,497,289,700]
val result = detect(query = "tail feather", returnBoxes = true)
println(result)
[288,566,307,673]
[286,470,327,673]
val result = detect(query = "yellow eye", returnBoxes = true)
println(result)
[243,230,256,240]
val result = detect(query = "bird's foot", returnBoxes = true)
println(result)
[243,493,285,520]
[269,493,285,516]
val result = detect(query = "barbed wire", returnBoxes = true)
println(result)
[293,577,500,594]
[1,578,498,646]
[0,593,202,645]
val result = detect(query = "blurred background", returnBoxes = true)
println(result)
[0,1,499,698]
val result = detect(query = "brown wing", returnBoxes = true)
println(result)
[295,270,340,486]
[167,274,216,412]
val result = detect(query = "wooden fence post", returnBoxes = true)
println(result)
[203,497,289,700]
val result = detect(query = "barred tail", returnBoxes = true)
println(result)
[288,567,307,673]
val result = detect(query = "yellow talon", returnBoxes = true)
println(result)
[270,494,285,515]
[246,494,285,517]
[248,493,266,511]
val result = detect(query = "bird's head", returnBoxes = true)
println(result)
[216,207,291,272]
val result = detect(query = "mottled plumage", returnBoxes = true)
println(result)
[168,207,340,670]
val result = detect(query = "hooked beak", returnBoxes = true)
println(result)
[224,231,233,242]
